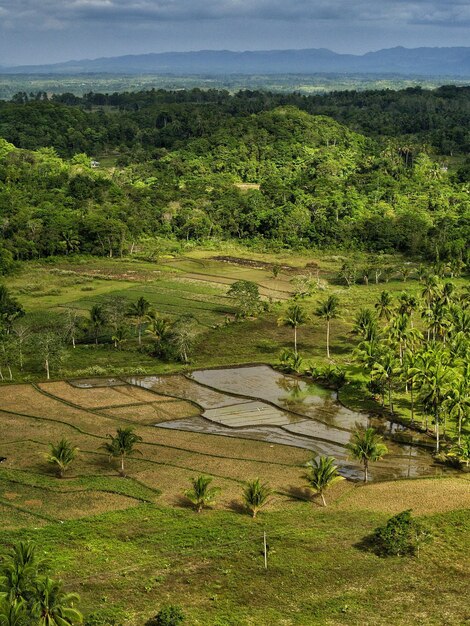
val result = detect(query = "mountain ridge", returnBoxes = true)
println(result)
[3,46,470,76]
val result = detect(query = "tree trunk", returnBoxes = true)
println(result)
[364,461,368,483]
[388,383,394,415]
[72,336,76,349]
[435,412,440,453]
[138,324,142,345]
[326,320,330,359]
[410,385,414,426]
[321,492,326,507]
[45,358,50,380]
[120,455,125,477]
[294,326,297,355]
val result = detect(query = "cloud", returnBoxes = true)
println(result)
[1,0,470,29]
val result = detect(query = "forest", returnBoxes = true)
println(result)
[0,88,470,272]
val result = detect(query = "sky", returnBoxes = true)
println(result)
[0,0,469,66]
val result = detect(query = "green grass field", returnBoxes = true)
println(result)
[1,245,469,625]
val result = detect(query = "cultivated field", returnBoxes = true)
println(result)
[0,373,469,625]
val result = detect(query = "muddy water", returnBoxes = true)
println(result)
[121,366,447,481]
[190,365,372,431]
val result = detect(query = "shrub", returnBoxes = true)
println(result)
[145,605,185,626]
[373,510,431,557]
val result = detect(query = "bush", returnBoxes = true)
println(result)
[145,605,185,626]
[373,510,431,557]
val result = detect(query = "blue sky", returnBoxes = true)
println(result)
[0,0,469,65]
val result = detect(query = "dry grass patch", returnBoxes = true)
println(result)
[335,476,470,515]
[129,375,246,409]
[39,381,163,408]
[101,400,200,424]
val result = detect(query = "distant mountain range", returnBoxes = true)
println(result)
[2,47,470,77]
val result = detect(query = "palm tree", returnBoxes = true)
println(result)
[416,358,452,451]
[0,542,44,604]
[89,304,106,346]
[304,456,343,506]
[372,350,400,415]
[278,302,308,355]
[421,275,441,307]
[185,475,219,513]
[242,479,272,518]
[444,379,469,446]
[397,293,418,327]
[346,426,388,482]
[127,297,152,345]
[100,427,143,477]
[352,308,378,341]
[0,598,27,626]
[32,577,82,626]
[111,326,128,350]
[47,439,78,478]
[375,291,394,322]
[315,295,340,359]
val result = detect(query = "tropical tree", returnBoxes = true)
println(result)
[0,598,27,626]
[227,280,261,318]
[347,426,388,482]
[352,308,378,342]
[127,296,152,345]
[304,456,343,506]
[397,292,418,327]
[111,326,128,350]
[88,304,107,346]
[242,479,272,518]
[47,439,78,478]
[372,350,400,415]
[444,379,470,445]
[34,332,65,380]
[315,295,340,359]
[100,427,143,477]
[169,314,198,363]
[415,357,452,451]
[63,309,82,349]
[278,302,308,355]
[184,475,219,513]
[375,291,394,322]
[32,577,82,626]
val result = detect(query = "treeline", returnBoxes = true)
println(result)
[3,85,470,158]
[0,105,469,267]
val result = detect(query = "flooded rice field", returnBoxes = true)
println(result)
[124,365,447,482]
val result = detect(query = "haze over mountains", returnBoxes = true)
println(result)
[2,47,470,77]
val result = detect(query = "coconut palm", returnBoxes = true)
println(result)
[111,326,128,350]
[421,275,441,307]
[185,475,220,513]
[100,427,143,477]
[304,456,343,506]
[372,350,400,415]
[242,479,272,518]
[32,577,82,626]
[352,308,378,341]
[416,358,452,451]
[127,296,152,345]
[0,542,44,604]
[0,598,27,626]
[315,295,340,359]
[47,439,78,478]
[278,302,308,355]
[88,304,107,346]
[397,293,418,327]
[444,379,470,445]
[347,426,388,482]
[375,291,394,322]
